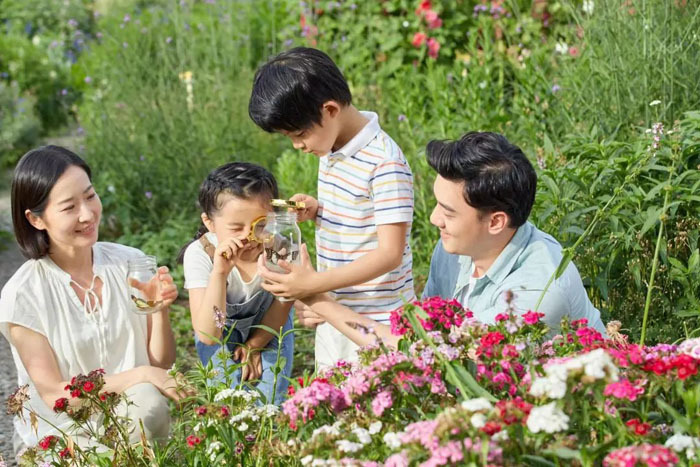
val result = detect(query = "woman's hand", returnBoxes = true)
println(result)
[129,265,178,309]
[144,366,194,402]
[233,346,262,382]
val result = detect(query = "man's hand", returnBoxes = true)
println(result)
[258,244,320,299]
[289,194,319,222]
[294,300,325,328]
[233,346,262,382]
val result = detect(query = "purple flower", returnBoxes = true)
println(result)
[68,19,78,28]
[551,84,561,93]
[145,191,153,199]
[284,39,294,47]
[96,32,103,39]
[397,114,407,122]
[139,155,145,161]
[84,76,92,84]
[123,42,128,48]
[123,14,131,23]
[166,37,172,44]
[61,89,68,96]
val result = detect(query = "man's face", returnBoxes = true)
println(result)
[430,175,491,256]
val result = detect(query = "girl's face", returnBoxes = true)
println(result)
[26,165,102,254]
[202,194,270,245]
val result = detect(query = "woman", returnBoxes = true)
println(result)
[0,146,183,454]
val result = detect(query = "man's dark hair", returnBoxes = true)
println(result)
[426,132,537,228]
[248,47,352,133]
[11,145,92,259]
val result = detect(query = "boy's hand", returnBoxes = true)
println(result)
[212,237,246,275]
[289,194,319,222]
[258,244,320,299]
[233,346,262,382]
[294,300,325,328]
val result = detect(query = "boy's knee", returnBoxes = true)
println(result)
[123,383,171,441]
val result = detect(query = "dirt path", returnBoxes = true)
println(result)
[0,177,22,464]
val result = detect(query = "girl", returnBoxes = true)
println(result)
[181,162,294,404]
[0,146,183,454]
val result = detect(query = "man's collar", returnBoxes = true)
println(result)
[456,222,534,287]
[328,111,381,159]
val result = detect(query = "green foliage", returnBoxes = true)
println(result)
[0,81,42,166]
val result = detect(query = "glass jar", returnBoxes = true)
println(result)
[261,211,302,273]
[127,255,163,314]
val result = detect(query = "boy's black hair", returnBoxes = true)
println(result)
[426,132,537,228]
[11,145,92,259]
[177,162,279,263]
[248,47,352,133]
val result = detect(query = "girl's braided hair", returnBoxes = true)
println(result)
[177,162,279,263]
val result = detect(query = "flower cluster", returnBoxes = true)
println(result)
[411,1,442,59]
[603,444,678,467]
[390,297,469,338]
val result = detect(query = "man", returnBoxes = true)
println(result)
[260,132,605,349]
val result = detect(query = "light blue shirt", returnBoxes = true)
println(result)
[422,222,606,335]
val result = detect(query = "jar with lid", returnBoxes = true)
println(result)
[260,211,302,274]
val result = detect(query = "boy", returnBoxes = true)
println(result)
[248,47,415,368]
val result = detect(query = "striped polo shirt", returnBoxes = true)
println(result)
[316,111,415,322]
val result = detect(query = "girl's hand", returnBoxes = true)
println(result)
[144,366,195,402]
[233,346,262,382]
[212,237,246,275]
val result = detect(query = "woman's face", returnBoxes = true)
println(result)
[27,165,102,253]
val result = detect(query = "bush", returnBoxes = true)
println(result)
[0,81,41,166]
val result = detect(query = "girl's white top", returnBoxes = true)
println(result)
[182,233,263,301]
[0,242,151,446]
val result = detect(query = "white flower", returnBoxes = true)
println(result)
[582,0,594,15]
[193,422,202,432]
[529,374,567,399]
[470,413,487,429]
[301,455,314,466]
[479,81,487,89]
[32,35,41,46]
[107,185,116,193]
[527,402,570,434]
[402,20,410,28]
[237,422,249,431]
[665,433,700,458]
[258,404,279,417]
[369,421,383,435]
[383,432,402,449]
[649,100,662,107]
[353,427,372,445]
[312,423,341,440]
[207,441,223,459]
[555,41,569,55]
[214,388,235,402]
[336,439,363,453]
[493,430,509,442]
[461,397,493,412]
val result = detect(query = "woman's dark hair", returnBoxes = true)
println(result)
[177,162,279,263]
[248,47,352,133]
[426,132,537,228]
[11,145,92,259]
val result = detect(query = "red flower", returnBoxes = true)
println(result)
[220,405,231,417]
[568,46,580,57]
[626,418,651,436]
[412,32,427,47]
[494,313,509,322]
[186,435,202,448]
[480,331,505,348]
[70,389,81,398]
[480,421,502,435]
[59,447,72,458]
[53,397,69,413]
[427,38,440,59]
[83,381,95,393]
[415,0,432,15]
[195,406,208,416]
[38,435,57,450]
[424,10,442,29]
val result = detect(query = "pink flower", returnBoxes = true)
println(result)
[522,311,545,325]
[603,444,678,467]
[569,46,580,57]
[385,452,410,467]
[412,32,427,47]
[424,10,442,29]
[371,390,393,416]
[427,38,440,58]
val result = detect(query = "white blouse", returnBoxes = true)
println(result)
[0,242,151,446]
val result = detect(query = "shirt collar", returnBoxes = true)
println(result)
[455,222,534,289]
[42,244,105,284]
[328,111,381,159]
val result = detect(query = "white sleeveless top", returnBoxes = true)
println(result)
[0,242,151,446]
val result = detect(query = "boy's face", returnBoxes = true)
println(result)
[279,104,341,157]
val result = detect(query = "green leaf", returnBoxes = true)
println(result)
[640,207,663,236]
[543,447,582,461]
[520,455,556,467]
[554,249,574,279]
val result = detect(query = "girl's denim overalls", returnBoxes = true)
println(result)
[193,238,294,405]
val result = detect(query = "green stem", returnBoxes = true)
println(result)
[640,153,678,345]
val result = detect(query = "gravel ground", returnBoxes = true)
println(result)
[0,187,22,465]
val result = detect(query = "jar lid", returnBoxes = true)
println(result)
[271,199,306,209]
